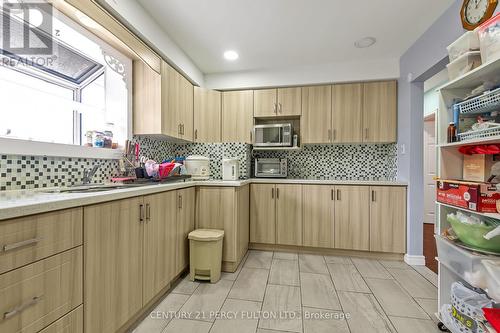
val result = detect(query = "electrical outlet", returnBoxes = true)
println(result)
[400,144,406,155]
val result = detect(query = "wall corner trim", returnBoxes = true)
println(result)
[404,254,426,266]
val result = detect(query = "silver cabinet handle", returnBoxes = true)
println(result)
[3,237,42,252]
[328,129,332,142]
[331,189,334,201]
[336,189,341,201]
[372,190,376,202]
[278,103,282,113]
[271,188,274,199]
[194,129,198,140]
[181,124,185,135]
[139,204,144,223]
[276,188,280,199]
[250,130,253,143]
[333,129,337,141]
[273,103,277,114]
[4,295,43,320]
[364,128,369,140]
[145,203,151,221]
[178,195,183,209]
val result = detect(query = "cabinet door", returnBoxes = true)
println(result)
[276,184,302,246]
[277,87,301,116]
[162,61,181,138]
[176,187,195,275]
[196,187,237,262]
[237,185,250,261]
[133,61,162,135]
[179,75,194,141]
[143,191,177,304]
[302,185,334,248]
[84,197,143,333]
[363,81,397,143]
[194,87,221,143]
[250,184,276,244]
[370,186,406,253]
[254,89,277,117]
[222,90,254,143]
[334,186,369,251]
[332,83,363,143]
[302,85,332,144]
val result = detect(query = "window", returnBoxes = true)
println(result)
[0,4,131,151]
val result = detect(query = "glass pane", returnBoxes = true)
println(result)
[262,127,280,143]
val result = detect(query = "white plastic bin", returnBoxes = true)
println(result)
[481,260,500,302]
[477,14,500,64]
[188,229,224,283]
[447,31,480,62]
[447,51,482,80]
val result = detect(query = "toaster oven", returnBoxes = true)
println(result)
[255,158,287,178]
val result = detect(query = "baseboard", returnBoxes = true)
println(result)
[404,254,426,266]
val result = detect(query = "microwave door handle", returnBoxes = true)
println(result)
[279,126,283,146]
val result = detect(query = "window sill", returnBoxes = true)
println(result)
[0,138,122,160]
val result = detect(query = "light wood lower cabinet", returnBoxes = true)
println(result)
[302,185,335,248]
[276,184,303,246]
[0,247,82,333]
[334,186,370,251]
[176,188,195,275]
[370,186,407,253]
[39,306,83,333]
[196,185,249,270]
[250,184,277,244]
[0,207,82,275]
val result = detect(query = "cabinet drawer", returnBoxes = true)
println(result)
[39,306,82,333]
[0,208,83,274]
[0,247,83,333]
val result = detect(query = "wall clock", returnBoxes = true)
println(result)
[461,0,498,30]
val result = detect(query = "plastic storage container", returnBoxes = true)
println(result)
[447,215,500,253]
[447,51,482,80]
[477,13,500,64]
[188,229,224,283]
[435,235,500,289]
[482,260,500,302]
[447,31,480,62]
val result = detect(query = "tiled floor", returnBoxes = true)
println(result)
[133,251,440,333]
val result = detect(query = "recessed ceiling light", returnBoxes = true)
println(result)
[354,37,376,48]
[223,50,239,61]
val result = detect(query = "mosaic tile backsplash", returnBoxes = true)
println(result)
[0,137,397,191]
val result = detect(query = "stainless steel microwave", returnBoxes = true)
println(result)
[253,123,293,147]
[255,158,287,178]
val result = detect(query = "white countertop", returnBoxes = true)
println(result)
[0,178,406,220]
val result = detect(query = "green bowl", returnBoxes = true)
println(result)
[448,215,500,253]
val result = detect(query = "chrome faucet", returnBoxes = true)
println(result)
[82,164,101,185]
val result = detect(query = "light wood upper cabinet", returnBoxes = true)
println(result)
[143,191,177,304]
[302,185,334,248]
[250,184,276,244]
[254,89,277,117]
[84,197,144,333]
[276,184,303,246]
[363,80,397,143]
[194,87,221,143]
[301,85,332,144]
[254,88,301,117]
[222,90,254,143]
[332,83,363,143]
[370,186,406,253]
[176,188,195,275]
[179,75,194,141]
[334,186,370,251]
[277,87,301,116]
[133,61,162,135]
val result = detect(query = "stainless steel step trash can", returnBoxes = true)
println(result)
[188,229,224,283]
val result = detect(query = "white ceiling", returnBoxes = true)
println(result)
[137,0,455,75]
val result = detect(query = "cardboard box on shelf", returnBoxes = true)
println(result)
[463,154,499,182]
[436,179,500,213]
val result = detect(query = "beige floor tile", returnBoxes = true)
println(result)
[303,307,350,333]
[134,293,190,333]
[221,253,247,281]
[414,298,439,323]
[273,252,298,260]
[179,279,234,322]
[210,299,261,333]
[388,268,437,299]
[300,272,341,310]
[365,278,429,319]
[324,255,352,264]
[327,263,371,293]
[245,250,273,269]
[269,259,300,286]
[351,258,392,279]
[172,275,200,295]
[259,284,302,333]
[338,291,396,333]
[257,329,294,333]
[299,254,329,275]
[228,267,269,301]
[162,319,212,333]
[390,316,442,333]
[378,260,411,270]
[412,265,438,287]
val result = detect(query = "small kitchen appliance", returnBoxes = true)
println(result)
[253,123,293,147]
[255,158,287,178]
[185,155,210,180]
[222,158,240,180]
